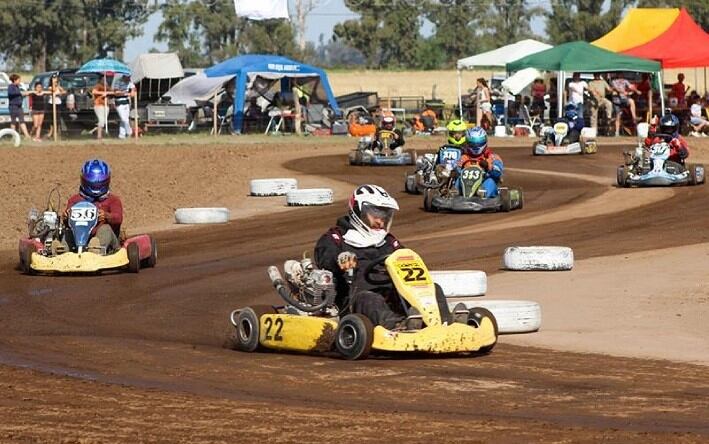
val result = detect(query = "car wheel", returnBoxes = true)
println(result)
[335,314,374,360]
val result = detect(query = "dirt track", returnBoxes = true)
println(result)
[1,139,709,442]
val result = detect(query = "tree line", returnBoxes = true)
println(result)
[1,0,707,72]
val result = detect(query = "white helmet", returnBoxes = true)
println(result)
[347,184,399,247]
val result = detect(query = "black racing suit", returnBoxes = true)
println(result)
[314,216,449,329]
[372,128,405,152]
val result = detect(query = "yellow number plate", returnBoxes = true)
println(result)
[394,259,432,286]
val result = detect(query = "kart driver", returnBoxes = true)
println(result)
[64,159,123,252]
[457,127,504,198]
[314,184,449,329]
[372,115,405,154]
[644,113,689,164]
[436,119,467,163]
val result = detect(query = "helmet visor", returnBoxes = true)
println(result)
[449,130,465,140]
[361,203,395,230]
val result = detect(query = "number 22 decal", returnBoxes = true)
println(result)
[401,266,426,282]
[264,317,284,341]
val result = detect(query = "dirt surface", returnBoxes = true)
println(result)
[1,135,709,442]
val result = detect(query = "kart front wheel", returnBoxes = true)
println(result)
[423,188,437,212]
[616,165,628,187]
[127,243,140,273]
[467,307,498,354]
[231,305,277,352]
[20,245,36,275]
[143,236,157,268]
[336,314,374,360]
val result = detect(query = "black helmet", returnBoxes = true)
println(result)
[659,114,680,138]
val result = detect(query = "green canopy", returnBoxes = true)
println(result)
[506,41,661,73]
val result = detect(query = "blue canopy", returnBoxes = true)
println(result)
[77,58,131,75]
[205,54,340,132]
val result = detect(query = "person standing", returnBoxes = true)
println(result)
[671,73,689,107]
[114,74,135,139]
[29,82,47,142]
[7,74,31,140]
[588,73,614,130]
[611,72,640,136]
[46,75,66,140]
[475,78,493,130]
[567,72,588,120]
[92,76,112,140]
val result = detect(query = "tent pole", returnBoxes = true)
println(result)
[213,91,218,137]
[457,69,463,120]
[557,71,563,119]
[658,71,665,116]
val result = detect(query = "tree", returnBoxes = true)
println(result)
[546,0,634,44]
[636,0,709,31]
[480,0,545,47]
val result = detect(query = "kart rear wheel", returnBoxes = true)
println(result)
[231,305,277,352]
[616,165,628,187]
[335,314,374,360]
[500,188,512,212]
[406,149,417,165]
[467,307,498,354]
[423,188,437,212]
[127,243,140,273]
[404,173,416,194]
[143,236,157,268]
[20,245,36,275]
[689,163,705,185]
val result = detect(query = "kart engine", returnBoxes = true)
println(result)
[267,257,337,314]
[28,208,60,248]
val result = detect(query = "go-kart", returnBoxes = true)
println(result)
[423,163,523,213]
[404,146,462,194]
[349,130,415,166]
[18,190,157,274]
[227,248,498,360]
[617,133,705,187]
[533,122,597,155]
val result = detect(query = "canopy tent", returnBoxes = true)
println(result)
[204,54,340,132]
[593,8,709,68]
[455,39,552,117]
[130,53,185,104]
[501,68,543,95]
[164,72,234,108]
[507,41,662,117]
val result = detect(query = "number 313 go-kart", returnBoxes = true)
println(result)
[227,248,498,360]
[18,196,157,275]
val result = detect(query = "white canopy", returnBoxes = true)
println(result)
[501,68,543,95]
[164,72,234,108]
[130,53,184,83]
[456,39,553,70]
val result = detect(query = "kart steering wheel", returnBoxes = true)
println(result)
[362,254,392,286]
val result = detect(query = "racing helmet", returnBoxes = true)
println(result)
[564,103,578,121]
[80,159,111,199]
[348,184,399,247]
[659,113,680,138]
[464,127,488,157]
[446,119,467,146]
[381,115,396,131]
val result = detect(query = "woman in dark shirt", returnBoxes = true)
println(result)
[7,73,31,140]
[30,82,46,141]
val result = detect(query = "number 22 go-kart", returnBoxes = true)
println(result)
[227,248,498,360]
[18,197,157,275]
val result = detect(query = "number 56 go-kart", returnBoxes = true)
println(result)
[349,130,415,166]
[226,248,498,360]
[18,192,157,274]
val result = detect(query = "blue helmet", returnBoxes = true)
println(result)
[464,127,487,156]
[80,159,111,199]
[564,103,578,121]
[659,113,680,138]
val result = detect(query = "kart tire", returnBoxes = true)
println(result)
[423,188,437,212]
[429,270,487,297]
[404,173,416,194]
[127,243,140,273]
[20,244,36,275]
[450,300,541,334]
[286,188,334,206]
[500,188,512,212]
[175,208,230,224]
[466,307,498,353]
[532,144,539,156]
[143,236,157,268]
[689,163,705,185]
[0,128,21,147]
[349,150,362,165]
[335,314,374,360]
[406,149,417,165]
[232,305,277,352]
[249,178,298,196]
[583,141,597,155]
[503,246,574,271]
[616,165,627,187]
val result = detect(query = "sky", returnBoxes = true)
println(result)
[125,0,547,62]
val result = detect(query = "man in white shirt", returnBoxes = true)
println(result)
[567,72,588,121]
[689,102,708,136]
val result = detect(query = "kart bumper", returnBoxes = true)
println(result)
[534,142,582,155]
[431,195,501,212]
[350,150,413,166]
[30,248,129,273]
[372,320,497,353]
[626,172,690,187]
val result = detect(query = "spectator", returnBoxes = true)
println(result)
[611,72,640,136]
[45,75,66,140]
[29,82,46,142]
[475,78,493,130]
[588,73,614,130]
[635,73,653,109]
[671,73,689,107]
[689,102,708,137]
[567,72,588,119]
[114,74,135,139]
[7,74,31,140]
[92,76,112,140]
[531,78,546,116]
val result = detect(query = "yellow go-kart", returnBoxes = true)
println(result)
[227,248,498,360]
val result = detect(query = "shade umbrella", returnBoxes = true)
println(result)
[77,58,131,134]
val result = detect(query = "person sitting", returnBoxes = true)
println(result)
[372,115,405,155]
[457,127,504,198]
[644,114,689,165]
[531,78,546,117]
[611,72,640,136]
[689,102,709,137]
[635,73,652,109]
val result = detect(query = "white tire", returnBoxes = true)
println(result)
[449,299,541,334]
[503,246,574,271]
[175,207,230,224]
[0,128,21,147]
[286,188,334,206]
[249,178,298,196]
[429,270,486,297]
